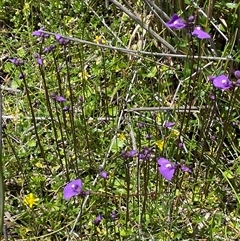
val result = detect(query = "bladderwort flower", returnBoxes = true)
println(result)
[167,14,211,40]
[166,14,186,30]
[55,96,66,102]
[19,73,25,79]
[93,214,103,226]
[33,53,43,66]
[192,26,211,39]
[209,75,232,90]
[122,150,138,159]
[99,166,108,179]
[9,58,24,66]
[138,147,152,160]
[63,179,82,200]
[42,44,56,54]
[55,33,70,45]
[32,27,49,39]
[110,210,118,220]
[235,79,240,87]
[157,157,191,181]
[145,134,152,140]
[234,70,240,79]
[62,106,70,111]
[164,121,175,128]
[178,142,184,149]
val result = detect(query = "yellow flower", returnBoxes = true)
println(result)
[118,133,125,141]
[155,140,164,151]
[78,70,89,81]
[94,36,106,44]
[35,162,44,168]
[171,129,179,137]
[24,193,39,208]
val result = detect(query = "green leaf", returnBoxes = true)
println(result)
[28,140,37,147]
[223,170,234,179]
[226,3,237,9]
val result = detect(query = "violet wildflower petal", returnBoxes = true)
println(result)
[93,214,103,225]
[42,44,56,54]
[235,79,240,87]
[32,28,49,38]
[181,166,191,172]
[37,57,43,66]
[234,70,240,79]
[192,26,211,39]
[164,122,175,128]
[110,211,118,220]
[9,58,24,66]
[178,142,183,149]
[62,106,70,111]
[157,158,176,181]
[122,150,138,159]
[55,33,70,45]
[188,15,195,23]
[166,14,186,30]
[211,75,232,90]
[19,73,25,79]
[100,171,108,179]
[145,134,152,140]
[56,96,66,102]
[63,179,82,200]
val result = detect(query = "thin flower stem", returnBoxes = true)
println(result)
[20,68,51,173]
[68,71,137,238]
[0,78,4,239]
[53,101,70,181]
[38,64,64,174]
[204,88,238,196]
[63,46,79,172]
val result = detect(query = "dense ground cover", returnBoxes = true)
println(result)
[0,0,240,240]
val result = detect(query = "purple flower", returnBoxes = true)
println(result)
[100,171,108,179]
[138,147,152,160]
[110,211,118,220]
[9,58,24,66]
[192,26,211,39]
[55,34,70,45]
[209,92,215,100]
[157,158,176,181]
[157,158,191,181]
[178,142,183,149]
[235,79,240,87]
[19,73,25,79]
[164,122,175,128]
[188,15,195,23]
[181,166,191,172]
[122,150,138,159]
[63,179,82,200]
[56,96,66,102]
[137,123,144,128]
[232,121,239,127]
[145,134,152,140]
[62,106,70,111]
[33,53,43,66]
[210,75,232,90]
[166,14,186,30]
[93,214,103,226]
[234,70,240,79]
[42,44,56,54]
[37,58,43,65]
[32,28,49,38]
